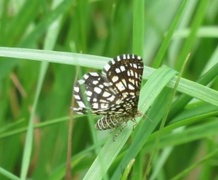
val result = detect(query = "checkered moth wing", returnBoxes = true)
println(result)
[73,54,144,130]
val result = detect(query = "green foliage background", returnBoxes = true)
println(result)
[0,0,218,179]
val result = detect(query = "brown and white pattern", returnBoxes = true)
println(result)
[73,54,144,131]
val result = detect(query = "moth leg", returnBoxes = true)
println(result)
[131,118,138,130]
[141,114,155,125]
[110,128,116,134]
[113,122,127,141]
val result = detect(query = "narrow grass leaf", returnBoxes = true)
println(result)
[20,62,48,179]
[176,0,208,70]
[133,0,144,56]
[0,167,20,180]
[168,77,218,107]
[168,62,218,119]
[152,0,188,68]
[84,66,177,180]
[0,47,217,107]
[144,120,218,152]
[121,159,135,180]
[112,88,176,179]
[171,149,218,180]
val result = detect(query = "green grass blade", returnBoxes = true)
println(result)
[144,120,218,152]
[152,0,188,68]
[5,0,40,46]
[20,62,48,180]
[0,48,217,107]
[133,0,144,56]
[111,88,176,179]
[168,76,218,107]
[175,0,208,70]
[0,167,20,180]
[84,66,177,180]
[168,62,218,119]
[171,149,218,180]
[20,0,73,47]
[0,47,107,69]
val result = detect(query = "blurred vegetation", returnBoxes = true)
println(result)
[0,0,218,179]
